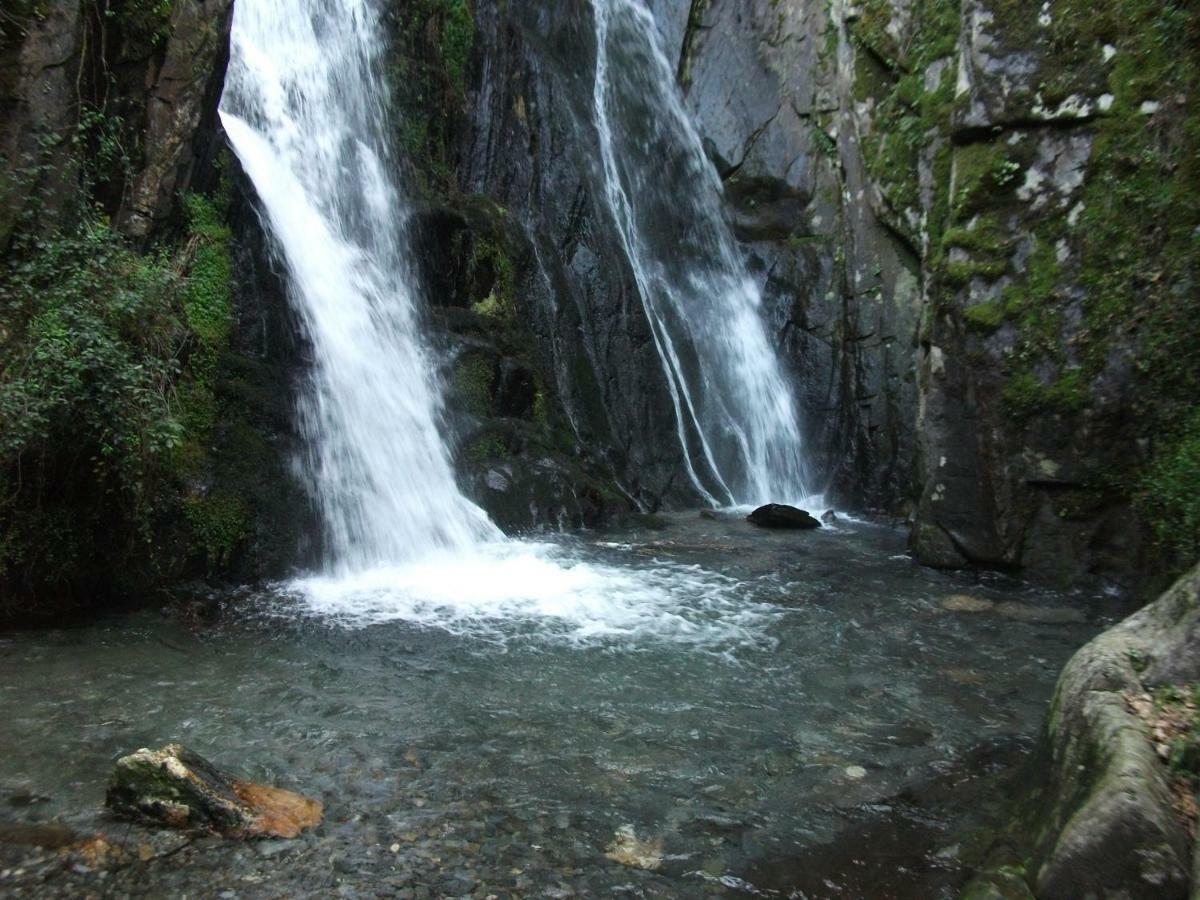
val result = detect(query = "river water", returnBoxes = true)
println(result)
[0,513,1106,897]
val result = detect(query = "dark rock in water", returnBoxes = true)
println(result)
[821,510,840,525]
[747,504,822,530]
[106,744,322,839]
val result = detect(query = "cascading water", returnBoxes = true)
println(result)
[218,0,784,646]
[592,0,814,508]
[218,0,499,571]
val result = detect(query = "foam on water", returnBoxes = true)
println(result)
[285,542,782,650]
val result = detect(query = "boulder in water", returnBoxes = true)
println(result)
[106,744,322,839]
[746,504,822,530]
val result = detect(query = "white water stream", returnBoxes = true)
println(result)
[218,0,812,642]
[592,0,814,508]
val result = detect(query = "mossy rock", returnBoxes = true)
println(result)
[1026,564,1200,897]
[106,744,322,839]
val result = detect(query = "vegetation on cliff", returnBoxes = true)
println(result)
[846,0,1200,579]
[0,188,236,616]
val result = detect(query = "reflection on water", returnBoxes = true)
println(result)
[0,514,1105,897]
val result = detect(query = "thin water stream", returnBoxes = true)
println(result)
[592,0,811,506]
[0,515,1107,898]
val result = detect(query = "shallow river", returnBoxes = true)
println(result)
[0,513,1112,898]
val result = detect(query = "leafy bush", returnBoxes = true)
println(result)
[0,213,189,602]
[0,218,184,485]
[1138,409,1200,565]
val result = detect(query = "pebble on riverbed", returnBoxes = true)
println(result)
[106,744,322,839]
[604,825,662,870]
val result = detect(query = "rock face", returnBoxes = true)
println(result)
[746,504,822,530]
[406,0,1197,587]
[1025,563,1200,897]
[0,0,232,247]
[106,744,322,839]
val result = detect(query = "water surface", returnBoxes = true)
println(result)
[0,514,1105,897]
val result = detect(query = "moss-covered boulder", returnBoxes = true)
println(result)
[1027,564,1200,897]
[106,744,322,839]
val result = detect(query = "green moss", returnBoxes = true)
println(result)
[463,430,506,463]
[952,144,1021,219]
[853,0,961,241]
[386,0,477,198]
[181,196,233,349]
[183,491,246,568]
[942,219,1008,255]
[963,300,1007,333]
[453,354,496,417]
[940,258,1008,288]
[1003,369,1088,417]
[468,237,516,322]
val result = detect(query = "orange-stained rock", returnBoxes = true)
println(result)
[106,744,322,839]
[233,781,323,839]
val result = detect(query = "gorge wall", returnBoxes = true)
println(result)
[412,0,1197,592]
[1,0,1197,617]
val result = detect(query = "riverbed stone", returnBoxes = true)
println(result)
[746,504,822,530]
[604,825,662,871]
[941,594,995,613]
[106,744,322,839]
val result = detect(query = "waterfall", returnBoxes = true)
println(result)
[591,0,812,507]
[219,0,500,571]
[213,0,800,644]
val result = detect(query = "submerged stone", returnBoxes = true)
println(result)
[941,594,996,613]
[604,825,662,871]
[106,744,322,839]
[746,504,822,530]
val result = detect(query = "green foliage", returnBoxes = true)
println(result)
[0,215,185,593]
[184,491,246,568]
[0,181,239,601]
[441,0,474,96]
[0,218,184,477]
[1137,409,1200,563]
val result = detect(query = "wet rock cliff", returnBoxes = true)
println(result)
[392,0,1196,590]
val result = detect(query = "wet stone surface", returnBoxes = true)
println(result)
[0,513,1116,897]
